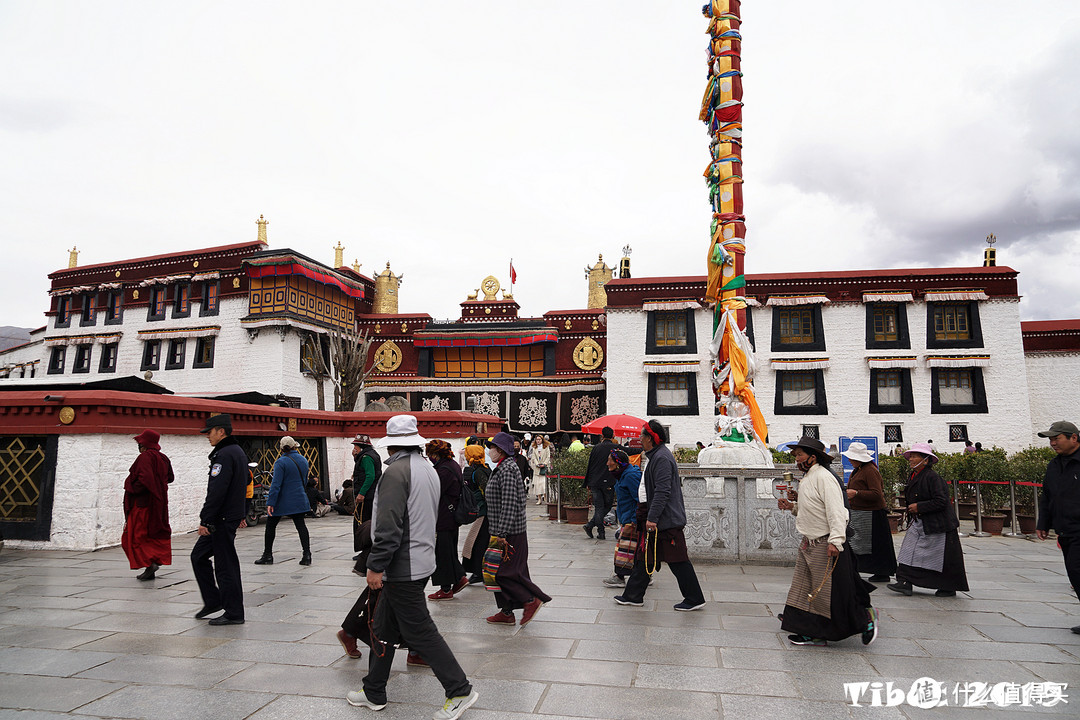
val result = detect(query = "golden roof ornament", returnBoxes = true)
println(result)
[334,241,344,268]
[256,215,269,244]
[352,258,361,272]
[67,246,79,269]
[480,275,500,301]
[585,254,615,309]
[373,262,403,314]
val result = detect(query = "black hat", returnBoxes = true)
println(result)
[1038,420,1079,438]
[789,436,833,464]
[200,413,233,433]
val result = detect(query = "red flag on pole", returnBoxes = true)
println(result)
[510,259,517,285]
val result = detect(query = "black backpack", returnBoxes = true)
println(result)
[452,474,479,526]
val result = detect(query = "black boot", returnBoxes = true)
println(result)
[136,564,158,581]
[254,553,274,565]
[887,581,913,596]
[299,551,312,566]
[583,523,594,539]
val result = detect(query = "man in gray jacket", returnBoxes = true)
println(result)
[346,415,478,720]
[613,420,706,612]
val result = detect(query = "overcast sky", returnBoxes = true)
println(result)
[2,1,1078,329]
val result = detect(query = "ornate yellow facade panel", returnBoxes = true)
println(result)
[373,340,403,373]
[573,337,604,371]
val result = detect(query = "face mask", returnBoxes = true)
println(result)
[796,458,814,473]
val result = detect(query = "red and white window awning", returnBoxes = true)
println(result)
[43,332,121,347]
[138,326,221,342]
[770,357,830,370]
[765,295,830,307]
[862,292,914,303]
[642,300,701,312]
[642,359,703,374]
[925,354,991,368]
[924,290,988,302]
[866,356,918,369]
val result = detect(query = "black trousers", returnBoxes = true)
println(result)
[431,528,465,591]
[263,514,310,555]
[586,486,615,535]
[363,579,471,704]
[191,520,244,621]
[1059,535,1080,601]
[621,535,705,606]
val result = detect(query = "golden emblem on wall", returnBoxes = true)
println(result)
[58,406,76,425]
[564,319,572,330]
[373,340,403,373]
[572,337,604,371]
[480,275,501,300]
[232,277,240,289]
[287,418,297,432]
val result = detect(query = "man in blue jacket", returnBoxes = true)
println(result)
[346,415,478,720]
[613,420,706,611]
[191,413,249,625]
[602,449,642,588]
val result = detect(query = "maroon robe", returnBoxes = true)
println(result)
[122,444,174,569]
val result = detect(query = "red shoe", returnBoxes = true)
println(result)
[451,575,469,595]
[427,589,455,601]
[336,629,362,659]
[406,651,429,667]
[486,611,515,625]
[520,597,544,626]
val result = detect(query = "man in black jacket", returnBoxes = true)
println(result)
[191,414,249,625]
[583,427,621,540]
[1036,420,1080,634]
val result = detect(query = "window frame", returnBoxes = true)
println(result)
[771,305,826,352]
[141,340,161,371]
[801,424,820,441]
[773,369,828,415]
[930,367,988,414]
[72,344,92,374]
[645,309,697,355]
[949,424,970,443]
[47,346,66,374]
[193,336,216,368]
[55,297,71,328]
[99,342,118,373]
[165,338,187,370]
[646,372,699,416]
[926,301,983,349]
[864,303,910,349]
[146,287,166,321]
[104,290,123,325]
[884,424,904,443]
[869,368,915,413]
[199,280,220,317]
[172,283,191,319]
[79,294,96,327]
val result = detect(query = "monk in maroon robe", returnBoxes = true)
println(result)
[122,429,174,580]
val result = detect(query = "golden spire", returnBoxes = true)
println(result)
[256,214,269,244]
[334,241,344,268]
[373,262,403,314]
[67,246,79,269]
[585,254,614,309]
[352,258,361,273]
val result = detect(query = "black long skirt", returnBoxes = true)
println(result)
[855,509,898,577]
[896,529,969,591]
[781,542,876,642]
[494,531,552,611]
[430,528,464,591]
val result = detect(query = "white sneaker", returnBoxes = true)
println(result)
[433,690,479,720]
[602,575,626,588]
[346,690,386,710]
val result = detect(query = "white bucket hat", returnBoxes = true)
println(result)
[279,436,300,450]
[841,441,875,464]
[376,414,427,448]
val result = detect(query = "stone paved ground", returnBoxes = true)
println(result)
[1,513,1078,720]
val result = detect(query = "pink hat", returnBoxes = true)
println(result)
[903,443,938,464]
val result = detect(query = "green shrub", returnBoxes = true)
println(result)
[771,449,794,465]
[551,448,591,505]
[1008,446,1054,513]
[877,455,908,508]
[674,447,700,463]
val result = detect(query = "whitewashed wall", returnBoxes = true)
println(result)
[1024,352,1080,447]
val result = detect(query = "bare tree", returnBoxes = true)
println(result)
[300,326,376,411]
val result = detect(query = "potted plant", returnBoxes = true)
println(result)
[937,451,975,520]
[969,448,1010,534]
[551,448,592,524]
[1009,446,1054,534]
[877,455,907,533]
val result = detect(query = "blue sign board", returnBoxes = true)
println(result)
[838,436,879,484]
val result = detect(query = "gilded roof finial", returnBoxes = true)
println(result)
[334,241,344,268]
[256,215,269,244]
[352,258,361,273]
[67,246,79,269]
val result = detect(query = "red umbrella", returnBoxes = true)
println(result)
[579,414,648,438]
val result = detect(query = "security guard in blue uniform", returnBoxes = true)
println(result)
[191,413,249,625]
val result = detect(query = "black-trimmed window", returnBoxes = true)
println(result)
[141,340,161,371]
[104,290,123,325]
[48,346,66,374]
[72,344,92,374]
[147,287,166,321]
[865,303,909,349]
[771,306,825,352]
[165,339,186,369]
[99,343,118,373]
[745,306,756,351]
[200,281,220,317]
[55,297,71,328]
[79,294,96,327]
[194,336,216,368]
[930,367,988,414]
[173,284,191,318]
[774,369,828,415]
[646,309,696,354]
[647,372,699,416]
[949,424,969,442]
[927,302,983,349]
[884,424,903,443]
[801,424,820,440]
[869,369,915,413]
